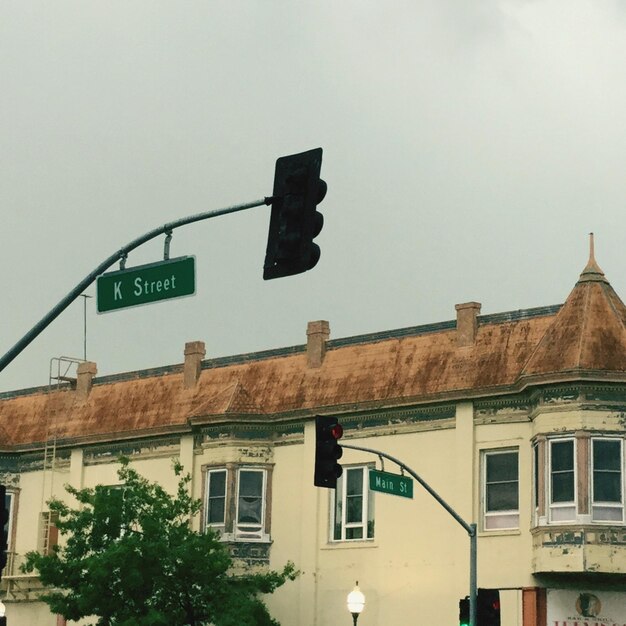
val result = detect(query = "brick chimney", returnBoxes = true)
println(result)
[307,320,330,368]
[184,341,205,388]
[76,361,97,400]
[455,302,481,347]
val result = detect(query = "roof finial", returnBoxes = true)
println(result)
[578,232,606,283]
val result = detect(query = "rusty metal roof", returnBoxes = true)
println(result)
[2,254,626,450]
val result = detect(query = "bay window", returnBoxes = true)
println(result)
[204,465,270,542]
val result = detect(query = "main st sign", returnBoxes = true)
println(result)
[369,469,414,499]
[97,256,195,313]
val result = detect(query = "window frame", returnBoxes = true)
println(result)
[205,468,228,533]
[4,490,15,551]
[548,437,577,523]
[330,464,375,543]
[591,437,624,523]
[532,441,540,526]
[482,448,520,531]
[38,510,60,555]
[234,467,268,541]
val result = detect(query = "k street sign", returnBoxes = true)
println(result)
[369,469,414,499]
[96,256,195,313]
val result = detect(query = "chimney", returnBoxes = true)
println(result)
[76,361,97,400]
[184,341,206,388]
[455,302,481,347]
[307,320,330,368]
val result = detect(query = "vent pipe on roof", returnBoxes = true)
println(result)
[184,341,206,389]
[455,302,481,347]
[76,361,97,400]
[307,320,330,368]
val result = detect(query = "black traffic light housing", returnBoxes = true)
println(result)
[459,589,500,626]
[263,148,326,280]
[459,596,470,626]
[0,485,8,578]
[478,589,501,626]
[314,415,343,489]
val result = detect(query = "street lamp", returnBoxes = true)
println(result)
[0,599,6,626]
[346,581,365,625]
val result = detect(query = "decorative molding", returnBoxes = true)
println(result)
[226,540,272,566]
[198,422,304,447]
[528,382,626,422]
[340,404,456,429]
[0,472,20,488]
[532,525,626,547]
[83,436,181,466]
[531,525,626,574]
[16,450,71,473]
[474,394,532,424]
[0,455,20,473]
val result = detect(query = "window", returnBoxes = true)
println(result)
[38,511,59,555]
[533,442,540,518]
[236,469,266,540]
[592,438,623,522]
[549,439,576,522]
[483,450,519,530]
[206,469,227,532]
[4,491,14,551]
[204,465,270,542]
[332,466,374,541]
[91,485,127,546]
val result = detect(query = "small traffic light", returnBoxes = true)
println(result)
[459,596,470,626]
[478,589,501,626]
[314,415,343,489]
[0,485,8,579]
[263,148,327,280]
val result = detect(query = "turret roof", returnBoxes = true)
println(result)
[520,235,626,378]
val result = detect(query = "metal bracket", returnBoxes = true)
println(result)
[119,254,127,270]
[378,454,385,472]
[164,229,173,260]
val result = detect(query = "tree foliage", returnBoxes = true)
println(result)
[23,458,297,626]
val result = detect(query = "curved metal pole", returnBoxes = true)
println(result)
[342,442,472,534]
[0,198,271,374]
[343,442,478,626]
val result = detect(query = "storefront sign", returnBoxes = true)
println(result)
[547,589,626,626]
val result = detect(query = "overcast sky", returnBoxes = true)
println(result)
[2,1,625,393]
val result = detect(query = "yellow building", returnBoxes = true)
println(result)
[1,246,625,626]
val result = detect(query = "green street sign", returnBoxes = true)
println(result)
[369,469,413,499]
[97,256,195,313]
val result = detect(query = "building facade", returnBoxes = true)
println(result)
[1,247,626,626]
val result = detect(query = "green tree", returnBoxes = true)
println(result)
[23,458,297,626]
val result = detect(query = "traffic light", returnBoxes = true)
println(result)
[0,485,8,579]
[263,147,327,280]
[459,596,470,626]
[478,589,501,626]
[314,415,343,488]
